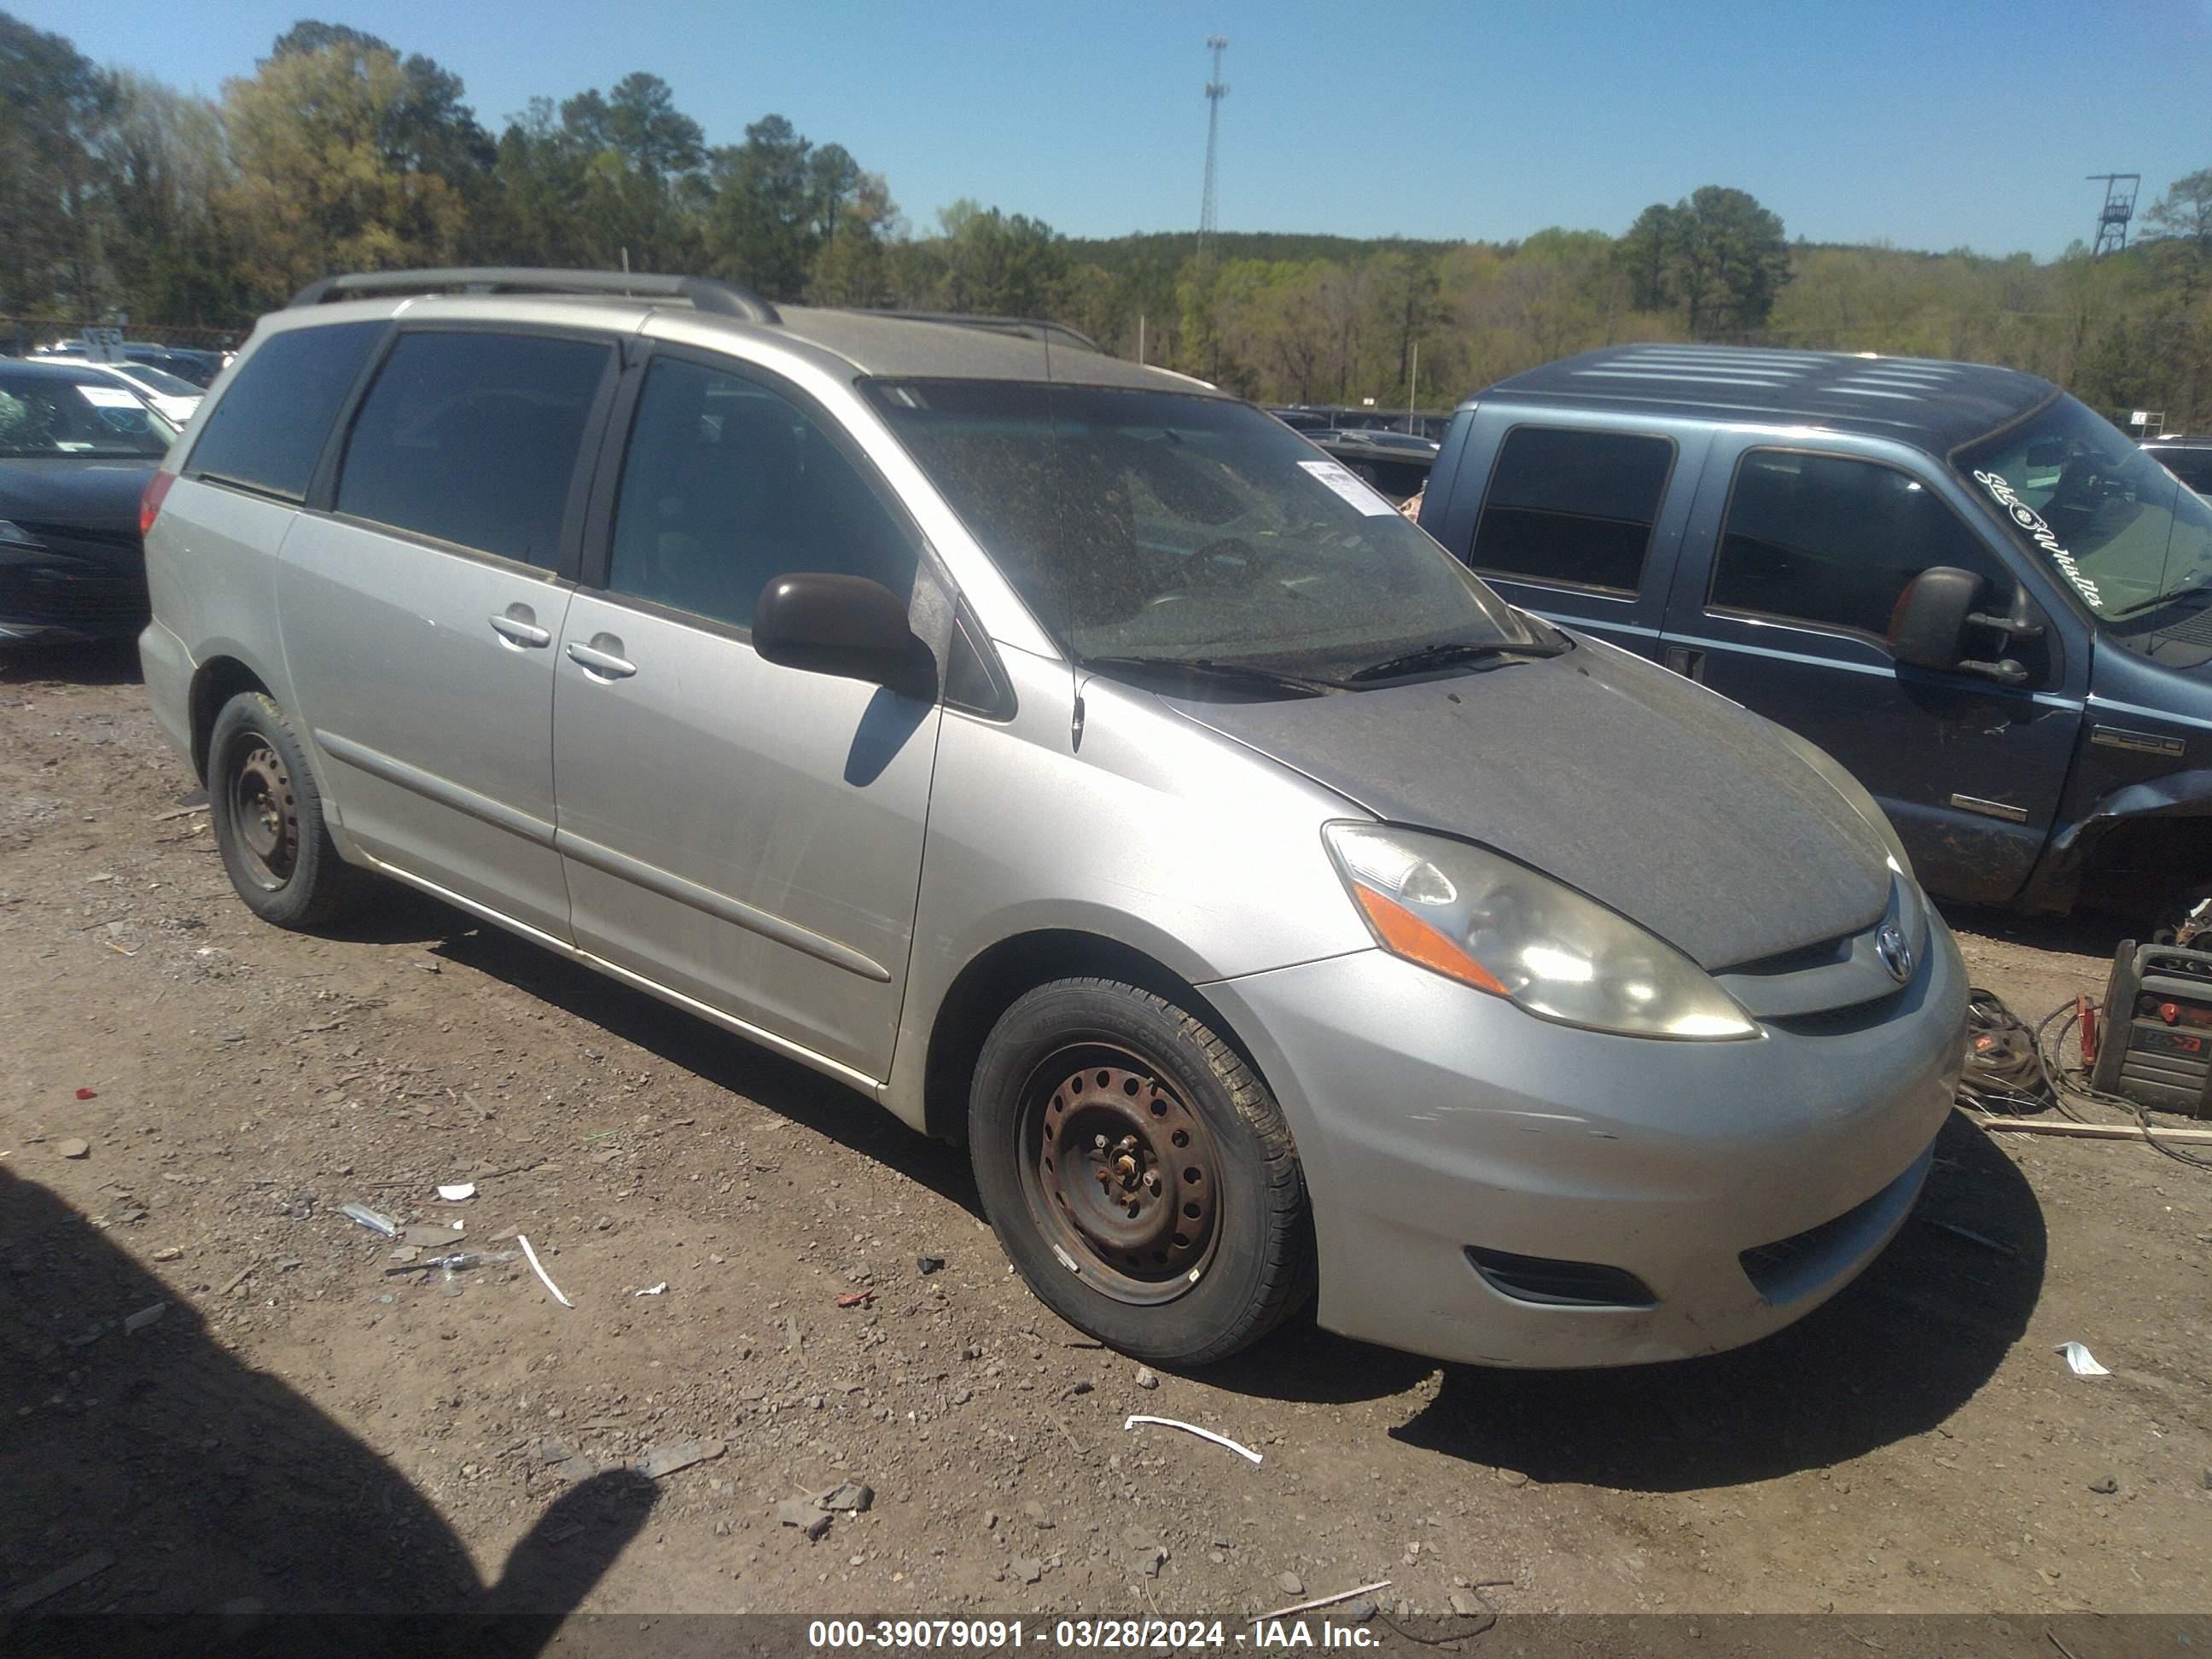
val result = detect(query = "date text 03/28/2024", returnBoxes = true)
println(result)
[806,1618,1382,1650]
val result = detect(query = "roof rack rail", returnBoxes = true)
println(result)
[874,311,1104,355]
[287,267,781,325]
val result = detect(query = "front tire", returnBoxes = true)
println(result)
[969,977,1314,1365]
[207,691,370,929]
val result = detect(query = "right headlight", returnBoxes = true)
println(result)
[1323,823,1759,1040]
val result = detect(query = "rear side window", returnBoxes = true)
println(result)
[2151,447,2212,494]
[1470,427,1674,593]
[605,355,917,631]
[185,322,382,501]
[337,332,612,568]
[1711,450,2002,637]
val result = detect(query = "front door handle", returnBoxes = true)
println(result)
[565,635,637,680]
[1663,645,1706,683]
[489,604,551,649]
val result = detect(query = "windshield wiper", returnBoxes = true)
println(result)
[1080,654,1347,696]
[1343,636,1566,684]
[2104,580,2212,622]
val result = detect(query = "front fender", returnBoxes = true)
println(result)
[2024,766,2212,910]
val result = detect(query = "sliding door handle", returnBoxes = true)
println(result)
[565,637,637,680]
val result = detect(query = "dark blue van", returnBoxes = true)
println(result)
[1416,345,2212,927]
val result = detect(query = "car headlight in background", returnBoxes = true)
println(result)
[1323,823,1759,1039]
[1762,723,1914,883]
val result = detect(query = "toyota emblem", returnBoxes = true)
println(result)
[1876,923,1913,984]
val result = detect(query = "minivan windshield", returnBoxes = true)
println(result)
[1957,393,2212,624]
[866,379,1543,686]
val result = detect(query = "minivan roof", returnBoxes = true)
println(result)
[1478,343,2058,456]
[281,266,1214,396]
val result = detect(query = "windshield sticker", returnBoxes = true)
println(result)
[1296,458,1397,517]
[74,385,141,410]
[1973,469,2102,608]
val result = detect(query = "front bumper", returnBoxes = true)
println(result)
[0,560,149,643]
[1204,912,1966,1369]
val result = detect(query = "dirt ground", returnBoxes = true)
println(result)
[2,643,2209,1626]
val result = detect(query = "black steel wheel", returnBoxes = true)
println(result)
[970,977,1313,1365]
[207,691,370,929]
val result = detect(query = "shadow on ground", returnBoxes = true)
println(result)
[414,908,982,1220]
[0,639,144,688]
[1388,1112,2045,1490]
[0,1167,655,1649]
[310,888,2046,1470]
[1940,899,2129,962]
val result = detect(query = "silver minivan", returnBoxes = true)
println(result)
[139,269,1965,1369]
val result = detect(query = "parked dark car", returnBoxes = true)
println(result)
[1416,344,2212,928]
[2144,434,2212,500]
[0,358,170,644]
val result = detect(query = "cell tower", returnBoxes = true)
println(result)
[1197,36,1229,262]
[2087,173,2140,256]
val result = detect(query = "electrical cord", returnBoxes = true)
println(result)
[1959,986,2212,1173]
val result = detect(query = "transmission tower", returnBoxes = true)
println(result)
[2087,172,2140,256]
[1197,36,1228,262]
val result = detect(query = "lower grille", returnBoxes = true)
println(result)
[1739,1167,1906,1306]
[1464,1245,1656,1308]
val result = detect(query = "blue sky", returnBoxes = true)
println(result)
[25,0,2212,259]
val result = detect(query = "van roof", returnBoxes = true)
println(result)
[282,266,1214,395]
[1479,344,2058,456]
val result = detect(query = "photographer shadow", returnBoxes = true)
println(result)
[0,1166,655,1652]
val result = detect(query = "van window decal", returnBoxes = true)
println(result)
[1972,468,2102,608]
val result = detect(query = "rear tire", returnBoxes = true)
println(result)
[207,691,370,930]
[969,977,1314,1365]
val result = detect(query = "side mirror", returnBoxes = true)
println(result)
[753,573,936,701]
[1888,566,2029,686]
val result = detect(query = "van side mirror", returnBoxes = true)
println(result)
[1888,566,2030,686]
[754,573,937,701]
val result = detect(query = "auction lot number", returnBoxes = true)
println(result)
[808,1620,1233,1649]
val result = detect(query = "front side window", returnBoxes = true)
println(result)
[1957,396,2212,626]
[337,332,612,568]
[1711,450,2003,638]
[0,375,171,459]
[865,380,1539,684]
[1471,426,1674,593]
[606,357,917,631]
[187,322,382,499]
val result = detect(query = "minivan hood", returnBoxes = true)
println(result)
[1167,638,1893,970]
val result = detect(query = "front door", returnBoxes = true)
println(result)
[279,328,617,938]
[550,348,941,1083]
[1657,439,2085,905]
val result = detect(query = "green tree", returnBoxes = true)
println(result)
[0,11,114,315]
[220,37,471,303]
[95,72,243,324]
[706,114,818,300]
[1667,186,1791,339]
[1616,204,1676,313]
[934,201,1068,316]
[270,20,494,187]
